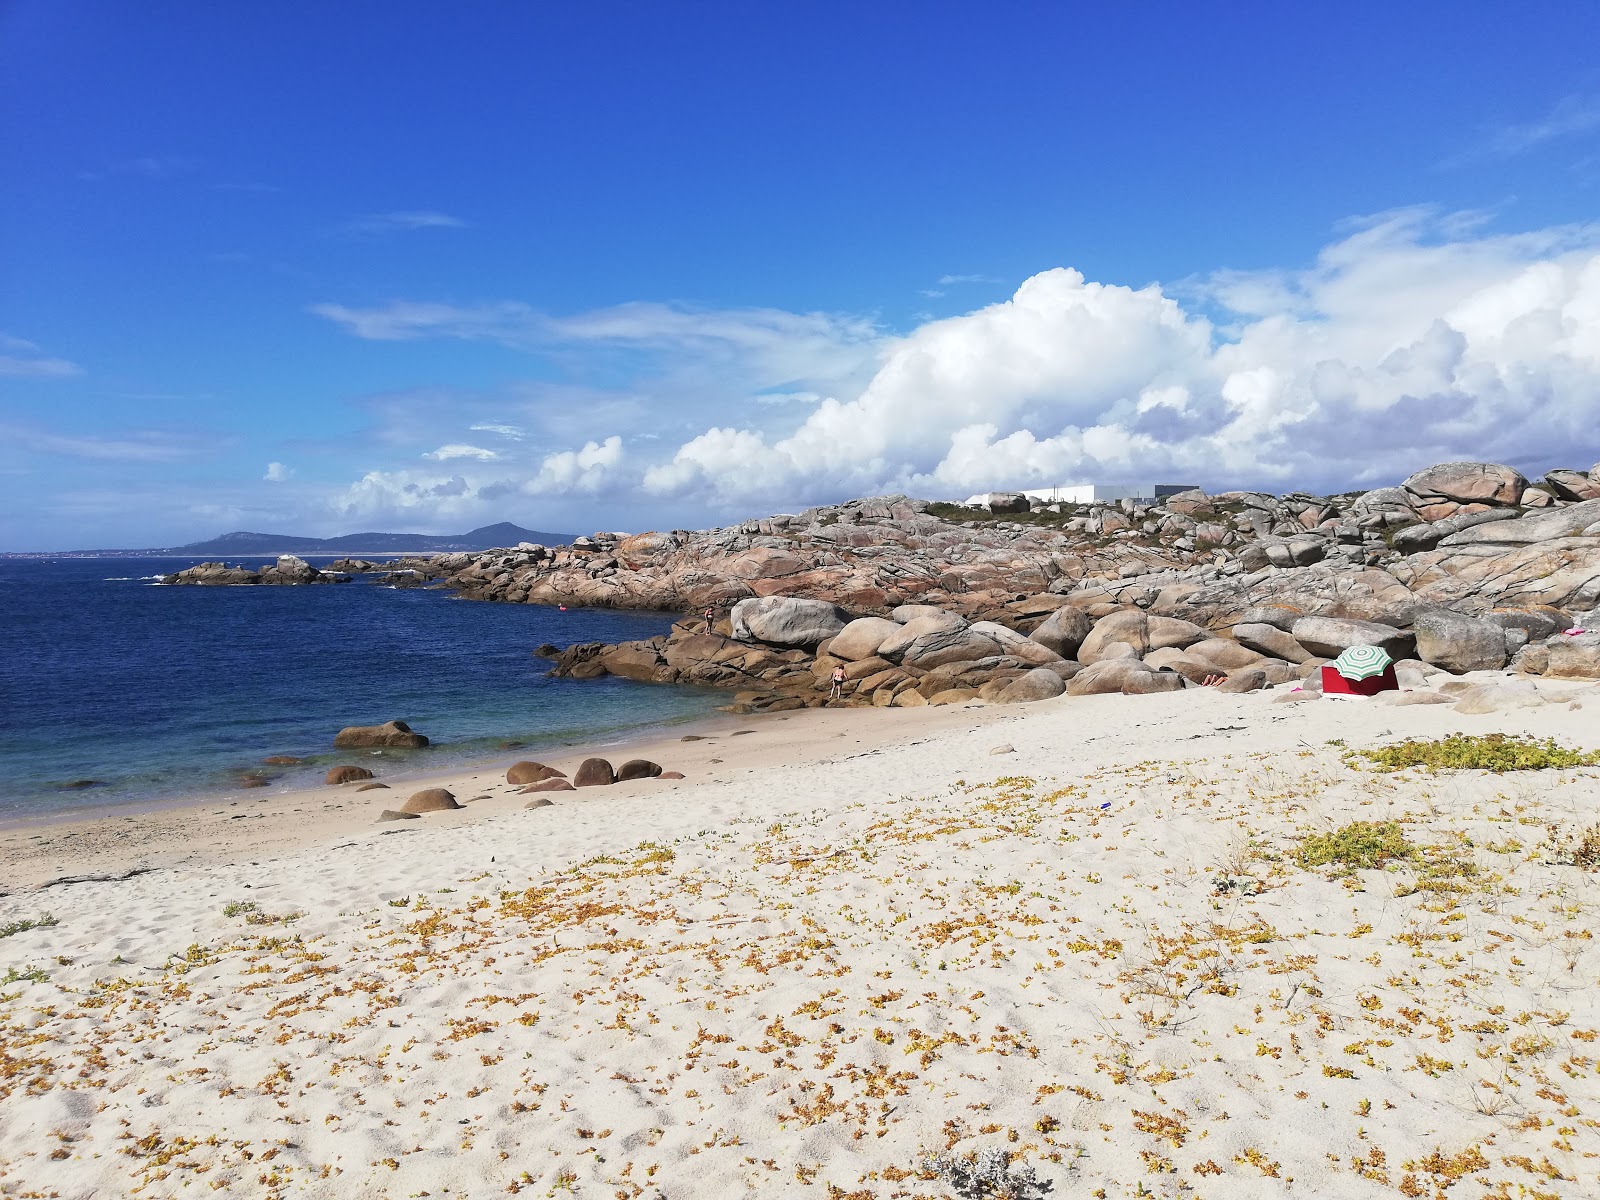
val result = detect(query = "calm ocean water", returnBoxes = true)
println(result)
[0,558,719,819]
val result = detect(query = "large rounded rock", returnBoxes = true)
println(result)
[401,788,461,814]
[333,720,429,749]
[1145,615,1210,651]
[1412,609,1510,673]
[1067,659,1155,695]
[1078,610,1150,664]
[1232,622,1313,664]
[617,759,663,781]
[967,621,1065,666]
[729,597,848,648]
[878,613,968,660]
[898,627,1005,670]
[1122,668,1185,694]
[1290,616,1415,660]
[1402,461,1528,507]
[506,761,565,785]
[828,617,903,662]
[890,604,957,624]
[325,765,375,785]
[1543,632,1600,680]
[1028,606,1093,658]
[522,777,575,793]
[1182,639,1266,671]
[573,757,616,787]
[994,668,1067,704]
[1544,469,1600,502]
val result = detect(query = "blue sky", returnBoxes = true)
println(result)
[5,2,1600,549]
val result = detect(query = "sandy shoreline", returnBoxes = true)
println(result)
[4,686,1600,1197]
[0,698,1012,894]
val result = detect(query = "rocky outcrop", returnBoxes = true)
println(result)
[162,555,346,586]
[333,720,429,749]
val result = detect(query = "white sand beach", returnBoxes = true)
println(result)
[4,687,1600,1198]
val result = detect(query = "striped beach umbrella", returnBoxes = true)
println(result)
[1331,644,1393,681]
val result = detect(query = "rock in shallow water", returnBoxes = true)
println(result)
[325,765,374,785]
[333,719,429,749]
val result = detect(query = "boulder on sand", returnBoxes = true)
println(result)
[617,758,663,781]
[1412,609,1510,673]
[377,809,419,822]
[994,668,1067,704]
[828,616,902,662]
[325,765,375,784]
[522,778,575,793]
[729,596,849,648]
[1028,605,1093,658]
[333,719,429,749]
[573,757,616,787]
[401,788,461,814]
[1067,659,1157,695]
[1290,616,1415,661]
[506,761,565,785]
[1232,622,1313,663]
[356,782,390,791]
[1077,610,1150,663]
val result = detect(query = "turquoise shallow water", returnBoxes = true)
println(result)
[0,558,720,819]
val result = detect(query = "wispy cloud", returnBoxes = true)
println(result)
[937,273,1001,285]
[2,425,213,463]
[337,210,469,237]
[469,422,527,438]
[78,155,197,183]
[0,335,82,378]
[1452,93,1600,164]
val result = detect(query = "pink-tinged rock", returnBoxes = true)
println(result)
[1402,461,1528,507]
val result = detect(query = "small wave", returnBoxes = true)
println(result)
[106,574,168,581]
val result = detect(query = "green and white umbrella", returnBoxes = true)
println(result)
[1331,644,1393,681]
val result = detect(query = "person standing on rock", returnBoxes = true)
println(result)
[830,665,846,700]
[704,605,716,632]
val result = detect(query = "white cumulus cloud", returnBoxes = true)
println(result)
[525,436,624,495]
[263,461,292,482]
[423,443,500,461]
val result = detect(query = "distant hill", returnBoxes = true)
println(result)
[23,522,576,558]
[170,522,573,556]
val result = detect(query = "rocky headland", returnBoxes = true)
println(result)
[165,460,1600,710]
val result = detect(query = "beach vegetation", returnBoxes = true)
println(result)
[1,964,48,985]
[1546,823,1600,870]
[0,914,57,939]
[1347,733,1600,774]
[221,900,258,918]
[920,1145,1054,1198]
[1297,822,1416,870]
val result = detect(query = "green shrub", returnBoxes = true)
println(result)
[1348,733,1600,774]
[1297,821,1416,870]
[0,914,57,939]
[221,900,259,918]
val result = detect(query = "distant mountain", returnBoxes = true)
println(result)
[171,522,573,556]
[19,522,576,558]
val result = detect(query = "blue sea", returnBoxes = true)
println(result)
[0,558,720,820]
